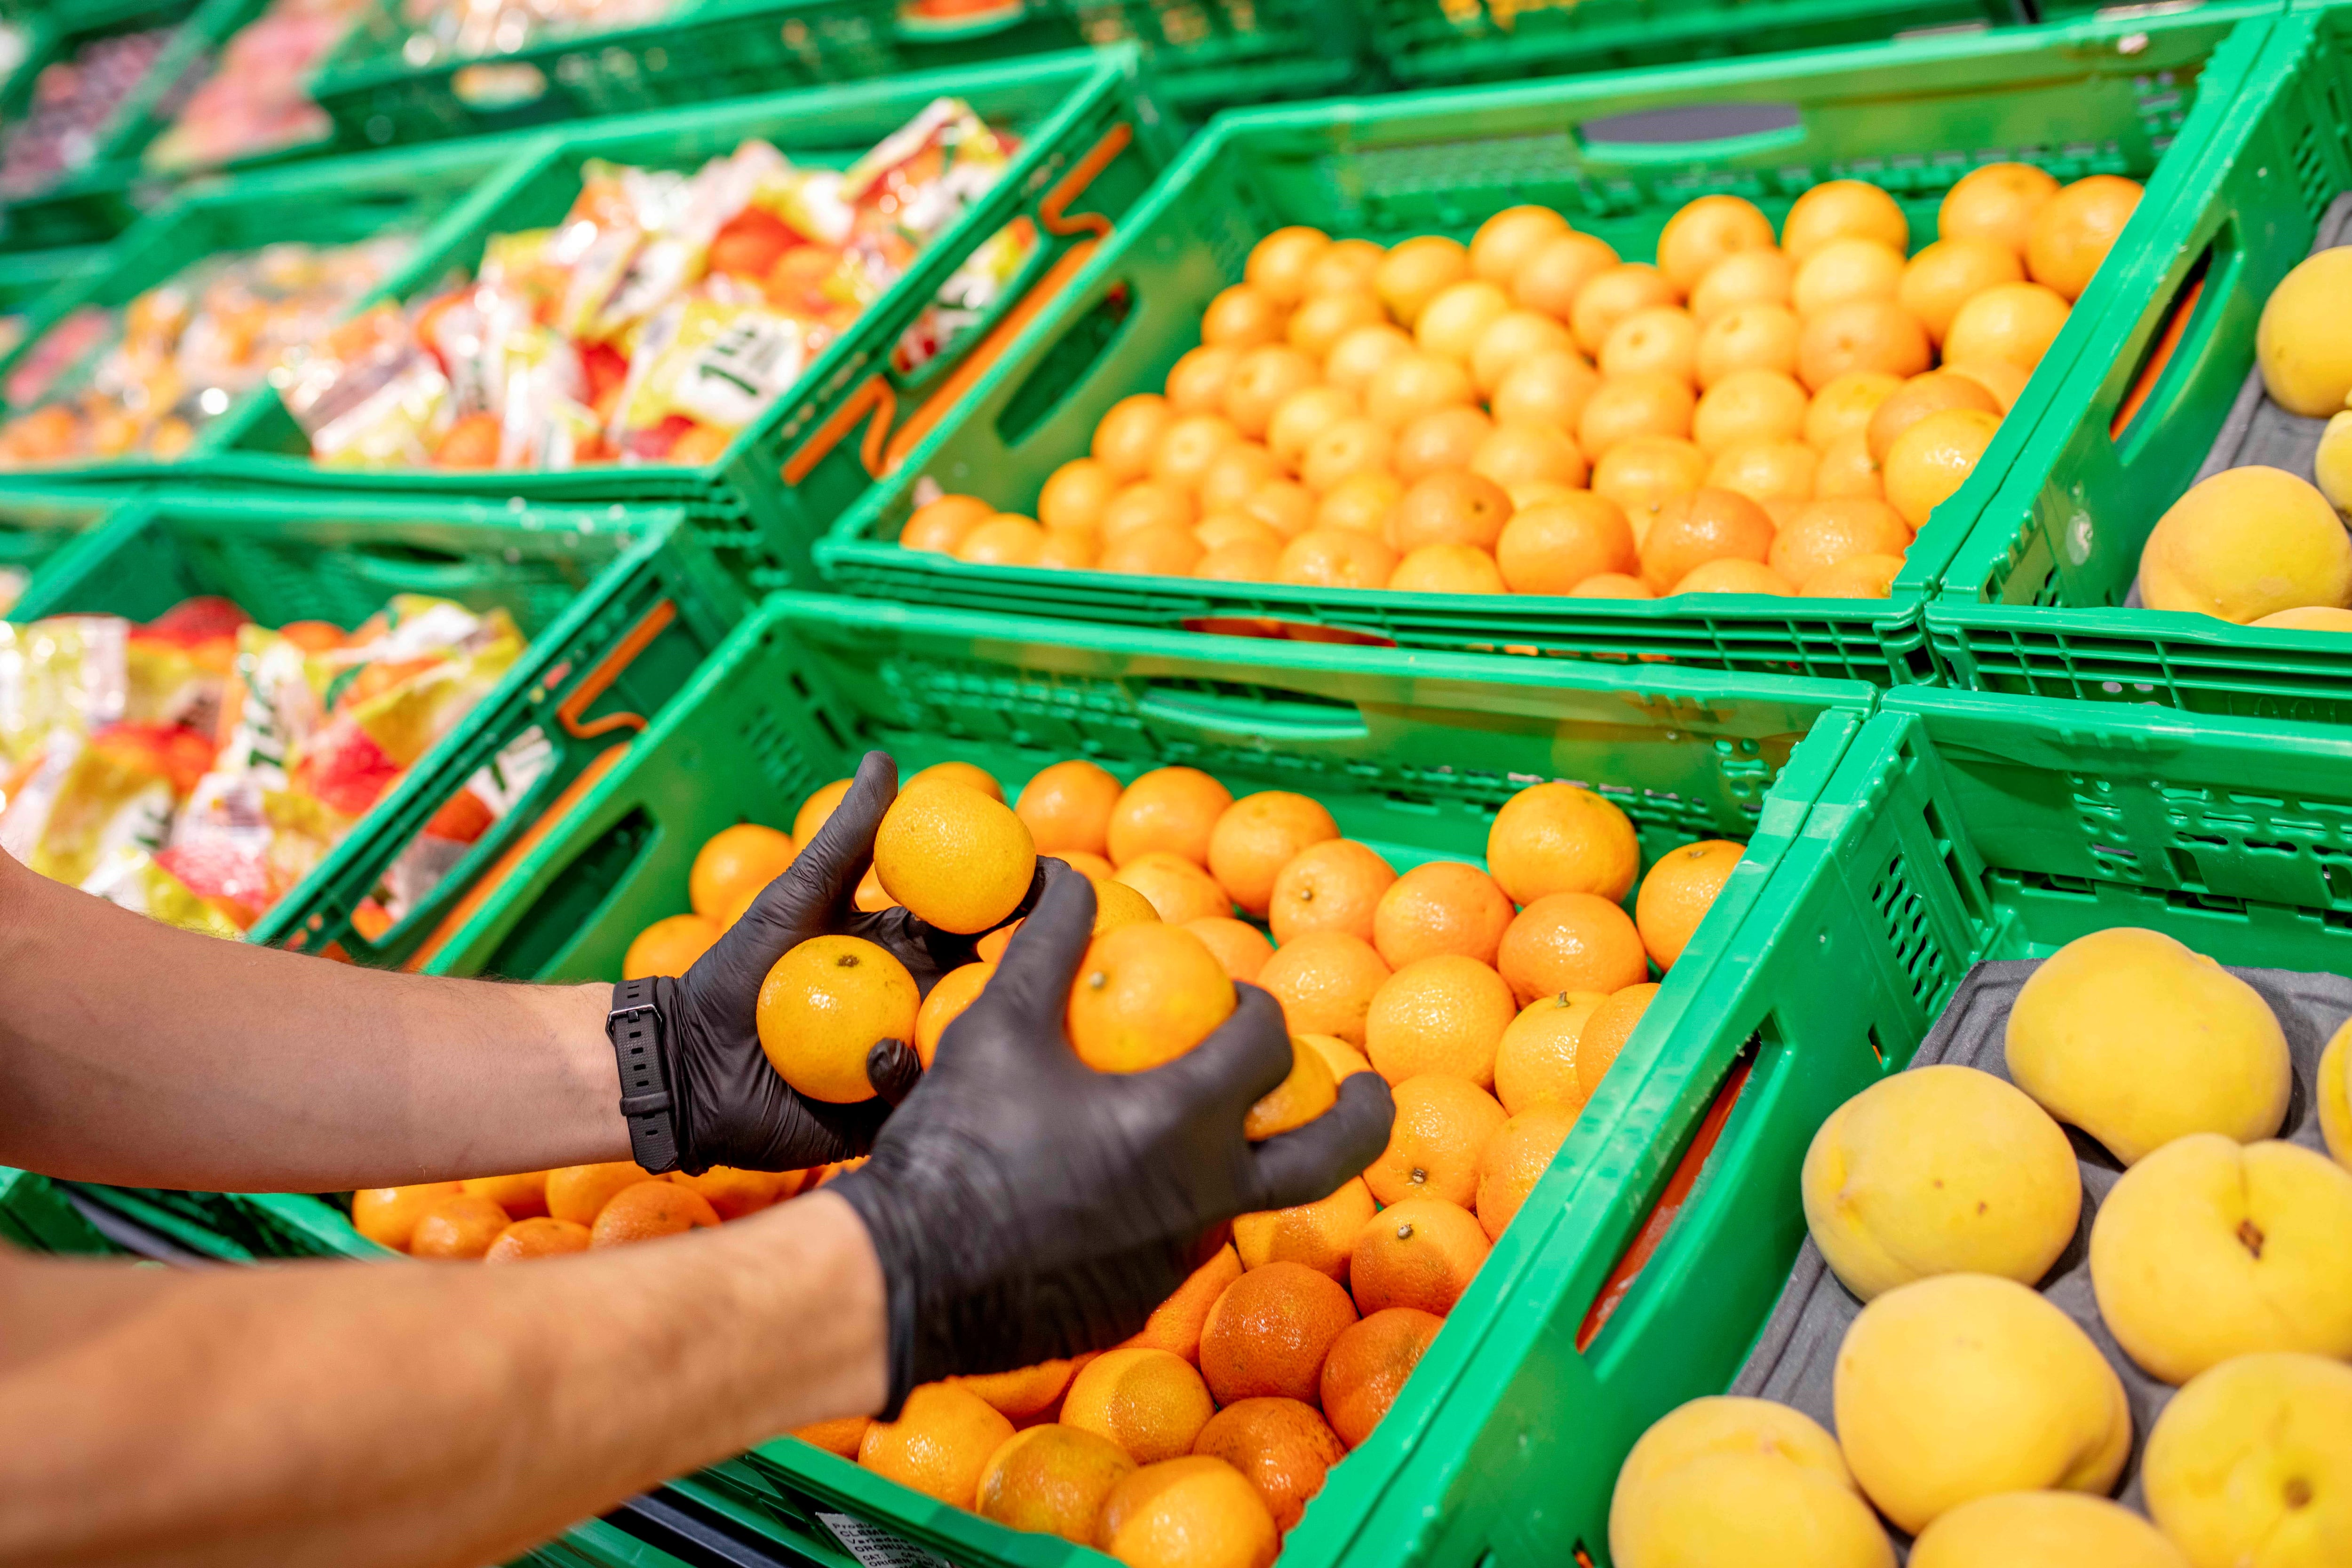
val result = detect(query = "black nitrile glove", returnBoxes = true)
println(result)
[650,749,1041,1174]
[833,861,1397,1412]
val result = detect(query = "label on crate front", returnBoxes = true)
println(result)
[815,1511,957,1568]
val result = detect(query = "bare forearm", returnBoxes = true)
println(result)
[0,851,626,1190]
[0,1193,887,1568]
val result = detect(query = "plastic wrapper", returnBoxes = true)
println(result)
[0,566,26,617]
[145,0,368,174]
[0,27,176,200]
[394,0,676,60]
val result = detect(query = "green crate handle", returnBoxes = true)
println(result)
[338,538,519,595]
[1575,112,1811,166]
[1131,686,1373,742]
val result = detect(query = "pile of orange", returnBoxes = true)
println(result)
[898,167,2141,603]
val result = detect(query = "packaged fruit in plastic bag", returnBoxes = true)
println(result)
[144,0,369,174]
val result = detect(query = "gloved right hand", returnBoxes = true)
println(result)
[832,862,1395,1413]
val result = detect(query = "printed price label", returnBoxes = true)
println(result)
[816,1511,958,1568]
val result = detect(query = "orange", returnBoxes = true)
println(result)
[1224,349,1322,443]
[1940,161,2060,254]
[1243,480,1317,538]
[1367,1073,1510,1206]
[1349,1197,1491,1317]
[1804,371,1902,448]
[1060,849,1119,882]
[792,777,855,847]
[1475,1104,1580,1240]
[1671,558,1795,595]
[1657,195,1776,294]
[670,1166,797,1220]
[855,864,899,912]
[1865,371,2000,464]
[1322,322,1414,396]
[1192,1396,1349,1532]
[352,1182,467,1250]
[1706,439,1817,507]
[1266,386,1359,472]
[1801,553,1905,598]
[461,1171,549,1220]
[1296,1031,1375,1085]
[1494,892,1649,1005]
[1304,238,1386,298]
[1064,1348,1219,1464]
[1796,299,1931,391]
[1942,279,2069,371]
[1066,922,1237,1072]
[1371,860,1514,970]
[1096,1456,1279,1568]
[1186,916,1276,982]
[1768,498,1912,586]
[859,1383,1017,1508]
[1015,758,1122,857]
[1267,838,1398,945]
[624,913,721,979]
[1101,525,1205,578]
[1390,470,1513,553]
[1209,791,1340,917]
[1572,573,1656,599]
[1494,492,1638,595]
[1511,231,1620,319]
[905,760,1003,800]
[1486,780,1641,905]
[1639,485,1775,591]
[1598,306,1700,386]
[1095,394,1176,481]
[1116,851,1233,925]
[1634,839,1743,970]
[956,514,1048,566]
[484,1216,592,1262]
[953,1358,1085,1421]
[1469,420,1588,495]
[1569,264,1677,356]
[1286,289,1386,359]
[1199,1260,1360,1406]
[1363,956,1517,1088]
[1592,436,1708,540]
[1693,301,1801,388]
[1039,459,1122,533]
[1277,527,1398,589]
[1201,443,1286,515]
[1790,238,1905,318]
[1108,766,1233,869]
[977,1425,1136,1542]
[543,1162,652,1227]
[1689,248,1793,322]
[1247,226,1332,305]
[793,1416,874,1457]
[1692,368,1807,455]
[1883,405,2000,529]
[690,823,797,920]
[1388,544,1504,594]
[1470,310,1579,399]
[1575,982,1660,1101]
[1166,345,1240,415]
[1470,205,1573,285]
[1201,284,1288,350]
[1313,470,1404,537]
[1492,990,1607,1116]
[914,959,993,1067]
[874,779,1035,934]
[1297,416,1396,493]
[1101,481,1199,541]
[902,493,994,553]
[1392,404,1494,484]
[1374,236,1470,327]
[1415,279,1513,363]
[1898,237,2025,344]
[1128,1243,1244,1363]
[1233,1176,1378,1281]
[2026,174,2141,300]
[1255,932,1392,1045]
[1321,1307,1442,1448]
[410,1193,511,1259]
[1247,1041,1339,1140]
[1940,357,2031,412]
[1364,351,1475,429]
[756,935,919,1102]
[1492,349,1601,433]
[589,1180,721,1246]
[1781,179,1908,264]
[1149,412,1242,491]
[1577,372,1695,460]
[1813,434,1883,501]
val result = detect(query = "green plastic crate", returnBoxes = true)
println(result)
[11,489,742,968]
[1039,0,1366,113]
[0,130,550,479]
[1928,1,2352,722]
[1288,682,2352,1568]
[817,9,2268,687]
[197,49,1177,593]
[0,485,125,603]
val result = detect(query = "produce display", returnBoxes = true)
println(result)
[899,167,2141,601]
[0,593,535,940]
[280,98,1030,469]
[0,236,414,467]
[380,0,676,61]
[348,756,1739,1563]
[0,25,181,200]
[144,0,369,173]
[1607,926,2352,1568]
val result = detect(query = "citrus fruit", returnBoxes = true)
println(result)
[1042,526,1100,567]
[2026,174,2142,301]
[1375,236,1470,327]
[1866,371,1999,465]
[793,778,854,846]
[1244,1039,1339,1140]
[954,515,1047,566]
[1781,179,1908,263]
[1898,238,2025,344]
[1693,368,1808,455]
[1392,405,1494,484]
[1804,371,1903,447]
[1657,194,1776,294]
[1209,792,1341,917]
[625,913,722,979]
[670,1166,795,1220]
[543,1162,653,1227]
[756,935,919,1102]
[1234,1176,1379,1281]
[1255,932,1392,1046]
[1268,839,1398,946]
[952,1358,1085,1421]
[1635,839,1744,970]
[1371,860,1515,970]
[1192,1397,1349,1531]
[1096,395,1176,480]
[1306,238,1386,297]
[1040,458,1122,532]
[1592,433,1709,541]
[1202,284,1287,350]
[410,1193,512,1259]
[1802,553,1907,598]
[1494,492,1639,594]
[914,960,993,1068]
[1390,470,1514,553]
[1496,892,1650,1004]
[1116,852,1233,925]
[689,823,797,920]
[1416,279,1513,363]
[1939,161,2060,254]
[1363,955,1517,1087]
[1492,347,1600,433]
[1350,1197,1491,1317]
[589,1180,721,1246]
[1694,301,1801,387]
[1570,264,1678,356]
[1295,1032,1375,1085]
[902,494,994,553]
[874,778,1035,934]
[859,1383,1017,1508]
[1796,299,1931,391]
[1470,310,1578,399]
[1600,306,1701,386]
[1186,916,1275,982]
[1128,1244,1245,1363]
[1311,471,1403,537]
[484,1216,592,1262]
[352,1182,466,1250]
[1493,990,1607,1116]
[1102,482,1199,540]
[1470,205,1573,285]
[977,1425,1136,1542]
[1095,1456,1279,1568]
[1066,922,1237,1072]
[1577,371,1695,459]
[1248,226,1331,304]
[1365,351,1476,428]
[1201,442,1286,513]
[1167,347,1240,415]
[1108,767,1234,869]
[1470,419,1588,496]
[1512,230,1619,318]
[462,1170,549,1220]
[1388,544,1505,595]
[1016,759,1123,856]
[1321,1307,1443,1447]
[1943,279,2069,375]
[1672,558,1796,595]
[1690,248,1794,322]
[1486,780,1641,904]
[1367,1073,1511,1207]
[1812,434,1884,501]
[1065,1348,1219,1464]
[792,1416,874,1457]
[1577,982,1661,1101]
[1477,1105,1580,1239]
[1091,878,1164,936]
[1200,1260,1360,1406]
[1287,291,1385,360]
[1323,323,1414,396]
[1883,405,2000,529]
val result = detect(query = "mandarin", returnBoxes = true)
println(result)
[1321,1307,1442,1448]
[689,823,796,920]
[1493,990,1607,1116]
[1572,573,1655,599]
[1364,352,1476,429]
[1486,782,1640,906]
[792,777,854,846]
[542,1163,652,1227]
[1363,956,1517,1089]
[1374,236,1470,327]
[1803,371,1902,447]
[1790,238,1905,318]
[1200,444,1286,515]
[483,1216,592,1262]
[2026,174,2141,301]
[1693,300,1802,388]
[1476,1105,1581,1240]
[1166,346,1240,414]
[1247,226,1332,304]
[1128,1244,1245,1363]
[1470,310,1579,398]
[1208,792,1340,917]
[1064,1348,1218,1464]
[1633,840,1744,971]
[1116,852,1233,925]
[1577,371,1694,458]
[874,779,1034,934]
[1186,916,1276,982]
[1201,284,1287,350]
[794,1416,875,1457]
[1494,492,1638,595]
[1415,279,1513,363]
[860,1383,1016,1508]
[1671,559,1795,595]
[1255,932,1392,1046]
[1322,323,1414,396]
[461,1171,549,1220]
[1599,306,1700,385]
[1267,839,1398,946]
[1392,404,1494,484]
[1796,299,1931,391]
[624,913,720,980]
[1866,370,2000,464]
[1067,922,1236,1073]
[1591,436,1708,539]
[1107,766,1233,869]
[1313,470,1403,537]
[1942,279,2068,370]
[1389,545,1505,595]
[1390,471,1513,553]
[956,515,1047,566]
[1692,368,1808,455]
[1689,248,1794,322]
[1812,434,1883,500]
[590,1180,720,1246]
[1095,395,1176,480]
[1351,1198,1490,1316]
[1244,1041,1340,1141]
[1298,417,1396,493]
[1802,553,1905,597]
[1015,758,1122,857]
[1494,892,1649,1005]
[1657,195,1776,294]
[1192,1397,1349,1532]
[1576,982,1660,1101]
[1095,1456,1279,1568]
[1265,386,1360,474]
[1200,1261,1360,1406]
[410,1194,512,1259]
[1277,528,1398,589]
[977,1424,1136,1541]
[1512,231,1620,319]
[1295,1032,1376,1083]
[1781,179,1908,263]
[1234,1176,1379,1281]
[901,493,994,553]
[1367,1073,1510,1207]
[1470,206,1573,284]
[1469,420,1588,495]
[914,960,993,1067]
[671,1166,796,1220]
[1371,860,1515,970]
[1639,485,1775,592]
[1883,405,2000,529]
[1304,238,1386,298]
[1039,459,1122,533]
[1224,350,1320,443]
[1286,290,1386,360]
[953,1358,1085,1421]
[1101,525,1203,578]
[1492,348,1601,432]
[1940,161,2060,254]
[756,935,918,1102]
[1706,439,1817,507]
[1898,237,2025,344]
[1570,264,1677,356]
[1768,498,1911,586]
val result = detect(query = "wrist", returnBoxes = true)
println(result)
[745,1190,891,1425]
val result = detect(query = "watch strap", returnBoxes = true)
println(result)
[608,977,681,1173]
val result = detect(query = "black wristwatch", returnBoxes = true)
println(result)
[608,977,682,1173]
